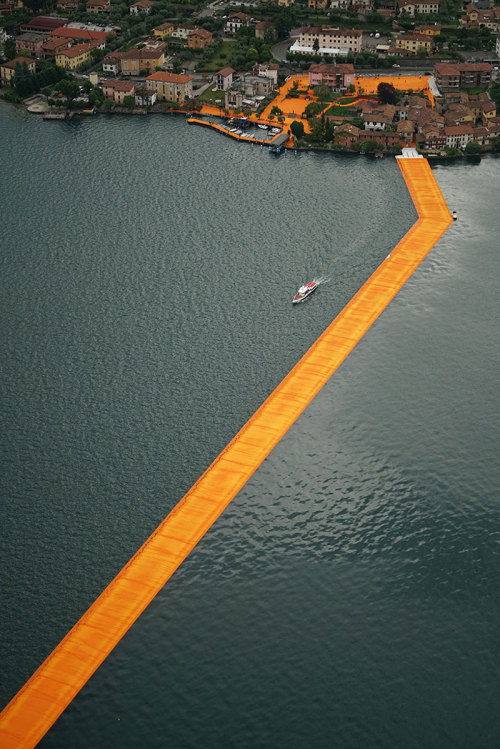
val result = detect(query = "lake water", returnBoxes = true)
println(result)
[1,103,499,748]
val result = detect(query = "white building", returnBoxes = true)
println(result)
[290,25,363,56]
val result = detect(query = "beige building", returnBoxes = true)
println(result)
[102,78,135,104]
[146,71,192,103]
[55,42,98,70]
[395,33,432,53]
[0,56,35,86]
[120,42,166,75]
[153,21,174,39]
[398,0,439,15]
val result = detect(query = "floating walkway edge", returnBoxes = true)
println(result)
[0,156,452,748]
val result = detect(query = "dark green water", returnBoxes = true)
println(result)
[1,103,499,748]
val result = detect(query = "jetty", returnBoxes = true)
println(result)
[0,151,452,749]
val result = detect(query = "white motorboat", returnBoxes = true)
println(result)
[292,280,319,304]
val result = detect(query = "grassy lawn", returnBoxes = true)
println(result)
[198,41,236,72]
[324,104,359,116]
[198,85,226,104]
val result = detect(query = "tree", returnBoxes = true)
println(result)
[464,141,482,155]
[123,95,135,108]
[172,58,183,74]
[290,120,304,139]
[4,38,16,60]
[57,79,80,103]
[377,81,397,104]
[312,38,319,53]
[14,62,34,98]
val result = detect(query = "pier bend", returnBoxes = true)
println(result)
[0,152,452,749]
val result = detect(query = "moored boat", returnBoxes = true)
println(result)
[292,280,319,304]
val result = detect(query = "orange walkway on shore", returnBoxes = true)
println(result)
[0,156,452,749]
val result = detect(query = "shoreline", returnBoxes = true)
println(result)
[1,94,497,160]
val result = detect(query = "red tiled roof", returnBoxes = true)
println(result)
[103,78,135,92]
[188,28,212,38]
[1,56,36,69]
[51,26,112,41]
[457,62,493,73]
[21,16,68,31]
[434,62,459,75]
[217,67,235,76]
[57,42,97,57]
[444,125,474,135]
[146,71,192,83]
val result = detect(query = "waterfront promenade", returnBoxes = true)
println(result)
[0,152,452,749]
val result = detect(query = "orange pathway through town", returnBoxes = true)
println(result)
[0,155,452,749]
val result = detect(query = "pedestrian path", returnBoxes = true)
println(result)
[0,157,452,749]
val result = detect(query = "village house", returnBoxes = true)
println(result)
[170,24,196,40]
[130,0,154,13]
[434,62,460,91]
[396,119,415,142]
[255,21,277,40]
[277,0,293,6]
[418,123,445,151]
[86,0,111,12]
[434,62,493,92]
[153,22,174,39]
[398,0,439,15]
[135,85,156,106]
[252,62,279,85]
[458,62,493,88]
[120,42,166,75]
[330,0,350,10]
[145,71,192,102]
[15,33,46,58]
[395,33,432,54]
[56,42,99,70]
[460,3,500,31]
[364,112,392,130]
[215,67,235,90]
[0,56,36,86]
[444,104,475,126]
[308,0,329,9]
[292,26,362,56]
[42,36,71,58]
[102,78,135,104]
[334,123,360,147]
[415,23,441,36]
[308,62,355,91]
[242,74,273,97]
[357,130,403,148]
[187,28,212,49]
[444,124,474,149]
[56,0,78,11]
[225,89,243,110]
[102,51,122,74]
[472,126,490,145]
[224,13,251,35]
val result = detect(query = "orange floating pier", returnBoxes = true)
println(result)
[0,153,452,748]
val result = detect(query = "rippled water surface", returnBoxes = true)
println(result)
[1,103,499,748]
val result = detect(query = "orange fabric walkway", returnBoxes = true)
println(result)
[0,157,452,749]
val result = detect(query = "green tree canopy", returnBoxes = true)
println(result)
[290,120,304,140]
[57,78,80,102]
[4,38,16,60]
[377,81,397,104]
